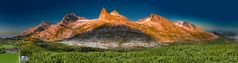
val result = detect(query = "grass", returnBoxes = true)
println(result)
[0,53,18,63]
[0,45,16,48]
[0,45,18,63]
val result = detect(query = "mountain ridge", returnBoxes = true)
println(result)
[18,8,218,48]
[17,21,51,37]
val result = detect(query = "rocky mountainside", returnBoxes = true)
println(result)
[174,21,203,32]
[17,21,51,37]
[18,8,218,48]
[59,13,87,26]
[136,14,217,42]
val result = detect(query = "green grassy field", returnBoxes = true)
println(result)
[0,53,18,63]
[0,45,16,48]
[0,44,18,63]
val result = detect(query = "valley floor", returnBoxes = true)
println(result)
[19,39,238,63]
[0,45,18,63]
[0,53,18,63]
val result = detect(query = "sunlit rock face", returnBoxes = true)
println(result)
[60,25,158,49]
[20,8,218,49]
[174,21,203,32]
[17,21,51,37]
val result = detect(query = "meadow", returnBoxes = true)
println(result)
[0,38,19,63]
[18,39,238,63]
[0,53,18,63]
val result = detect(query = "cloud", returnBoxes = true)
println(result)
[202,25,238,32]
[229,35,238,40]
[234,36,238,39]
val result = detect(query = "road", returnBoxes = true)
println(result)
[17,47,20,63]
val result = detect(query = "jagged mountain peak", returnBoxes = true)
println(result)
[17,21,51,37]
[63,13,77,19]
[175,21,194,26]
[98,8,111,20]
[149,13,158,17]
[98,8,129,21]
[60,13,80,25]
[110,10,119,15]
[38,21,51,27]
[175,21,195,27]
[145,14,165,22]
[137,14,165,23]
[174,21,202,31]
[39,21,50,25]
[110,10,128,19]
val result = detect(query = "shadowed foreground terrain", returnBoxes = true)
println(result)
[61,25,158,49]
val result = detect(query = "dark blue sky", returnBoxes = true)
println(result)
[0,0,238,34]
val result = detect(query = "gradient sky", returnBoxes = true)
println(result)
[0,0,238,35]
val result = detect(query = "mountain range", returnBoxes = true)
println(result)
[17,8,218,48]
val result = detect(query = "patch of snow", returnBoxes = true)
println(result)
[174,21,193,30]
[175,24,183,27]
[145,18,151,22]
[110,12,117,16]
[174,22,184,27]
[77,19,97,22]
